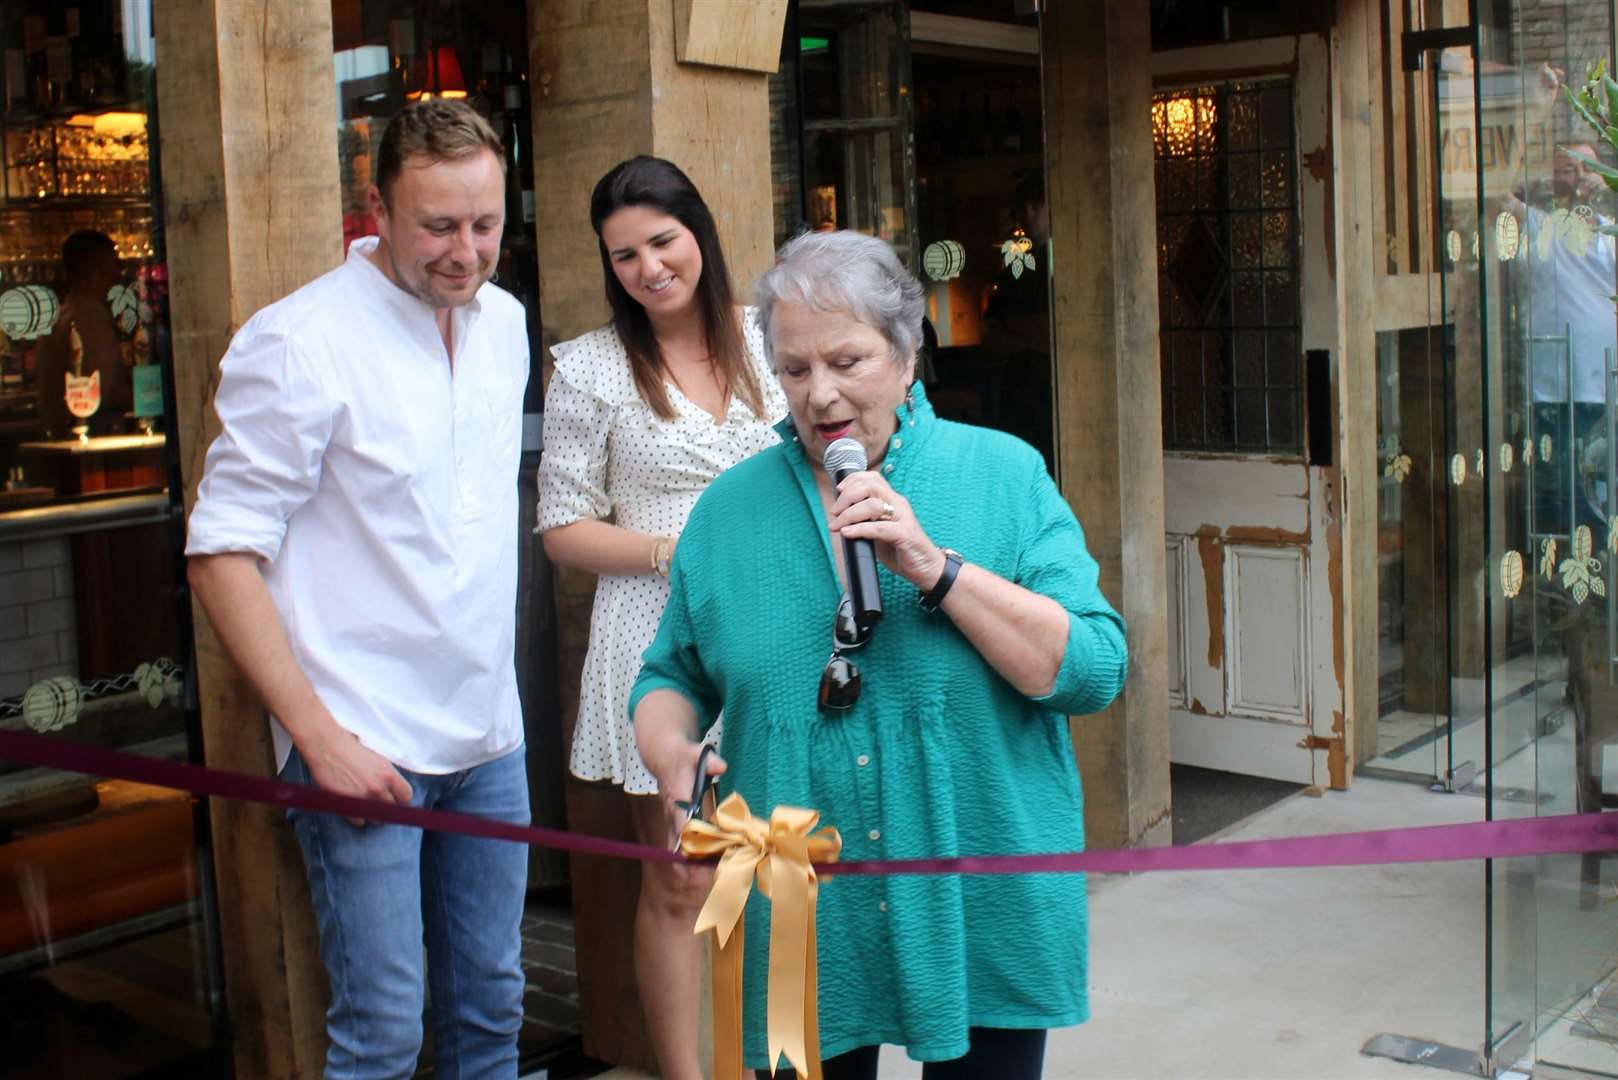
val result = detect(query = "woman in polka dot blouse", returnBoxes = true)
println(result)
[537,155,786,1079]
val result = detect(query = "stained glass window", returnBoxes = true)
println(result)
[1155,78,1302,453]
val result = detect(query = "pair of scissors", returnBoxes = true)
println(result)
[671,743,722,853]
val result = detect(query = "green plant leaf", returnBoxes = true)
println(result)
[1564,146,1618,180]
[1602,74,1618,119]
[1565,85,1601,130]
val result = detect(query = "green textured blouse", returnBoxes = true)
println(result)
[629,383,1128,1066]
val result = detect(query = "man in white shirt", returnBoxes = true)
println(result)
[1513,142,1618,538]
[186,99,531,1078]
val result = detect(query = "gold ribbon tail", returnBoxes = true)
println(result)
[681,794,841,1080]
[712,917,745,1080]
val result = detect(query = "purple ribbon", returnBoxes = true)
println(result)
[2,729,1614,876]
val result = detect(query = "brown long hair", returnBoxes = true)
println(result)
[589,156,764,421]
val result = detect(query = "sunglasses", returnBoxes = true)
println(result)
[818,595,872,711]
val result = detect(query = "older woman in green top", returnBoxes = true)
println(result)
[631,230,1127,1079]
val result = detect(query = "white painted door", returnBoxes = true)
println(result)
[1155,36,1345,787]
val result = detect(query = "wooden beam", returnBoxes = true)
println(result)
[1372,0,1401,274]
[528,0,776,1068]
[909,11,1038,56]
[1043,0,1172,850]
[1150,35,1296,79]
[1409,3,1439,275]
[1333,0,1382,771]
[1374,272,1441,330]
[154,0,342,1074]
[673,0,788,73]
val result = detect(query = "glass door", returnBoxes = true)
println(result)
[1430,2,1618,1071]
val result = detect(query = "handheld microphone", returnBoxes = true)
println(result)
[823,438,884,632]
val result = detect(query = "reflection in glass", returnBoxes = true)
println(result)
[0,2,217,1068]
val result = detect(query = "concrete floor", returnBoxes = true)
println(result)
[588,775,1615,1080]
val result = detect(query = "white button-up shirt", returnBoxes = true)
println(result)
[186,237,529,774]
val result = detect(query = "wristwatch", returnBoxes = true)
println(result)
[918,548,963,613]
[652,537,673,578]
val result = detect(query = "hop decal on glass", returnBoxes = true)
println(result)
[1384,450,1412,482]
[1501,550,1525,599]
[1541,537,1558,581]
[23,676,82,733]
[1001,228,1036,280]
[1450,453,1467,486]
[1559,525,1606,605]
[1495,211,1520,260]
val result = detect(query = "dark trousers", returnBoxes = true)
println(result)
[820,1027,1048,1080]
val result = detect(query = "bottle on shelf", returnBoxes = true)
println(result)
[1002,86,1025,154]
[501,81,535,235]
[974,92,995,155]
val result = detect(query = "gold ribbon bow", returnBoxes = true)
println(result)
[681,792,842,1079]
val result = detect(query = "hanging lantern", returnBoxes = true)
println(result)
[408,44,467,100]
[922,239,965,282]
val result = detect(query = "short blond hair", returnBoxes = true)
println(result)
[376,98,504,205]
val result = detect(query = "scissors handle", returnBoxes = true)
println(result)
[672,743,721,853]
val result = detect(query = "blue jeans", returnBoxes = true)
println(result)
[282,744,530,1080]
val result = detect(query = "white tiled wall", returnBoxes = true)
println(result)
[0,538,78,702]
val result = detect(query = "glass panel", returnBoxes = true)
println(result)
[1155,78,1301,454]
[1226,90,1258,152]
[903,4,1051,468]
[1204,386,1233,444]
[1432,0,1618,1070]
[1263,270,1298,327]
[1262,211,1293,267]
[1260,149,1292,209]
[1368,324,1448,780]
[1233,388,1266,448]
[1266,330,1297,386]
[1173,385,1202,446]
[1268,390,1298,448]
[794,2,913,263]
[1233,330,1264,386]
[0,2,223,1074]
[1232,270,1262,325]
[1229,152,1261,209]
[1229,211,1260,269]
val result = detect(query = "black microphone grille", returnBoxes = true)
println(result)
[823,438,867,475]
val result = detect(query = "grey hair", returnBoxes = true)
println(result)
[754,230,926,367]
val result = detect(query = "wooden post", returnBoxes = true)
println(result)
[527,0,784,1068]
[1041,0,1172,851]
[1335,0,1384,770]
[155,1,342,1074]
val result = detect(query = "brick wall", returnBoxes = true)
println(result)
[0,538,78,705]
[768,54,802,250]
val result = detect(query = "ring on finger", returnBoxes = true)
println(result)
[878,499,896,521]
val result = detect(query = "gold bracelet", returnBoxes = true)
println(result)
[651,536,672,578]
